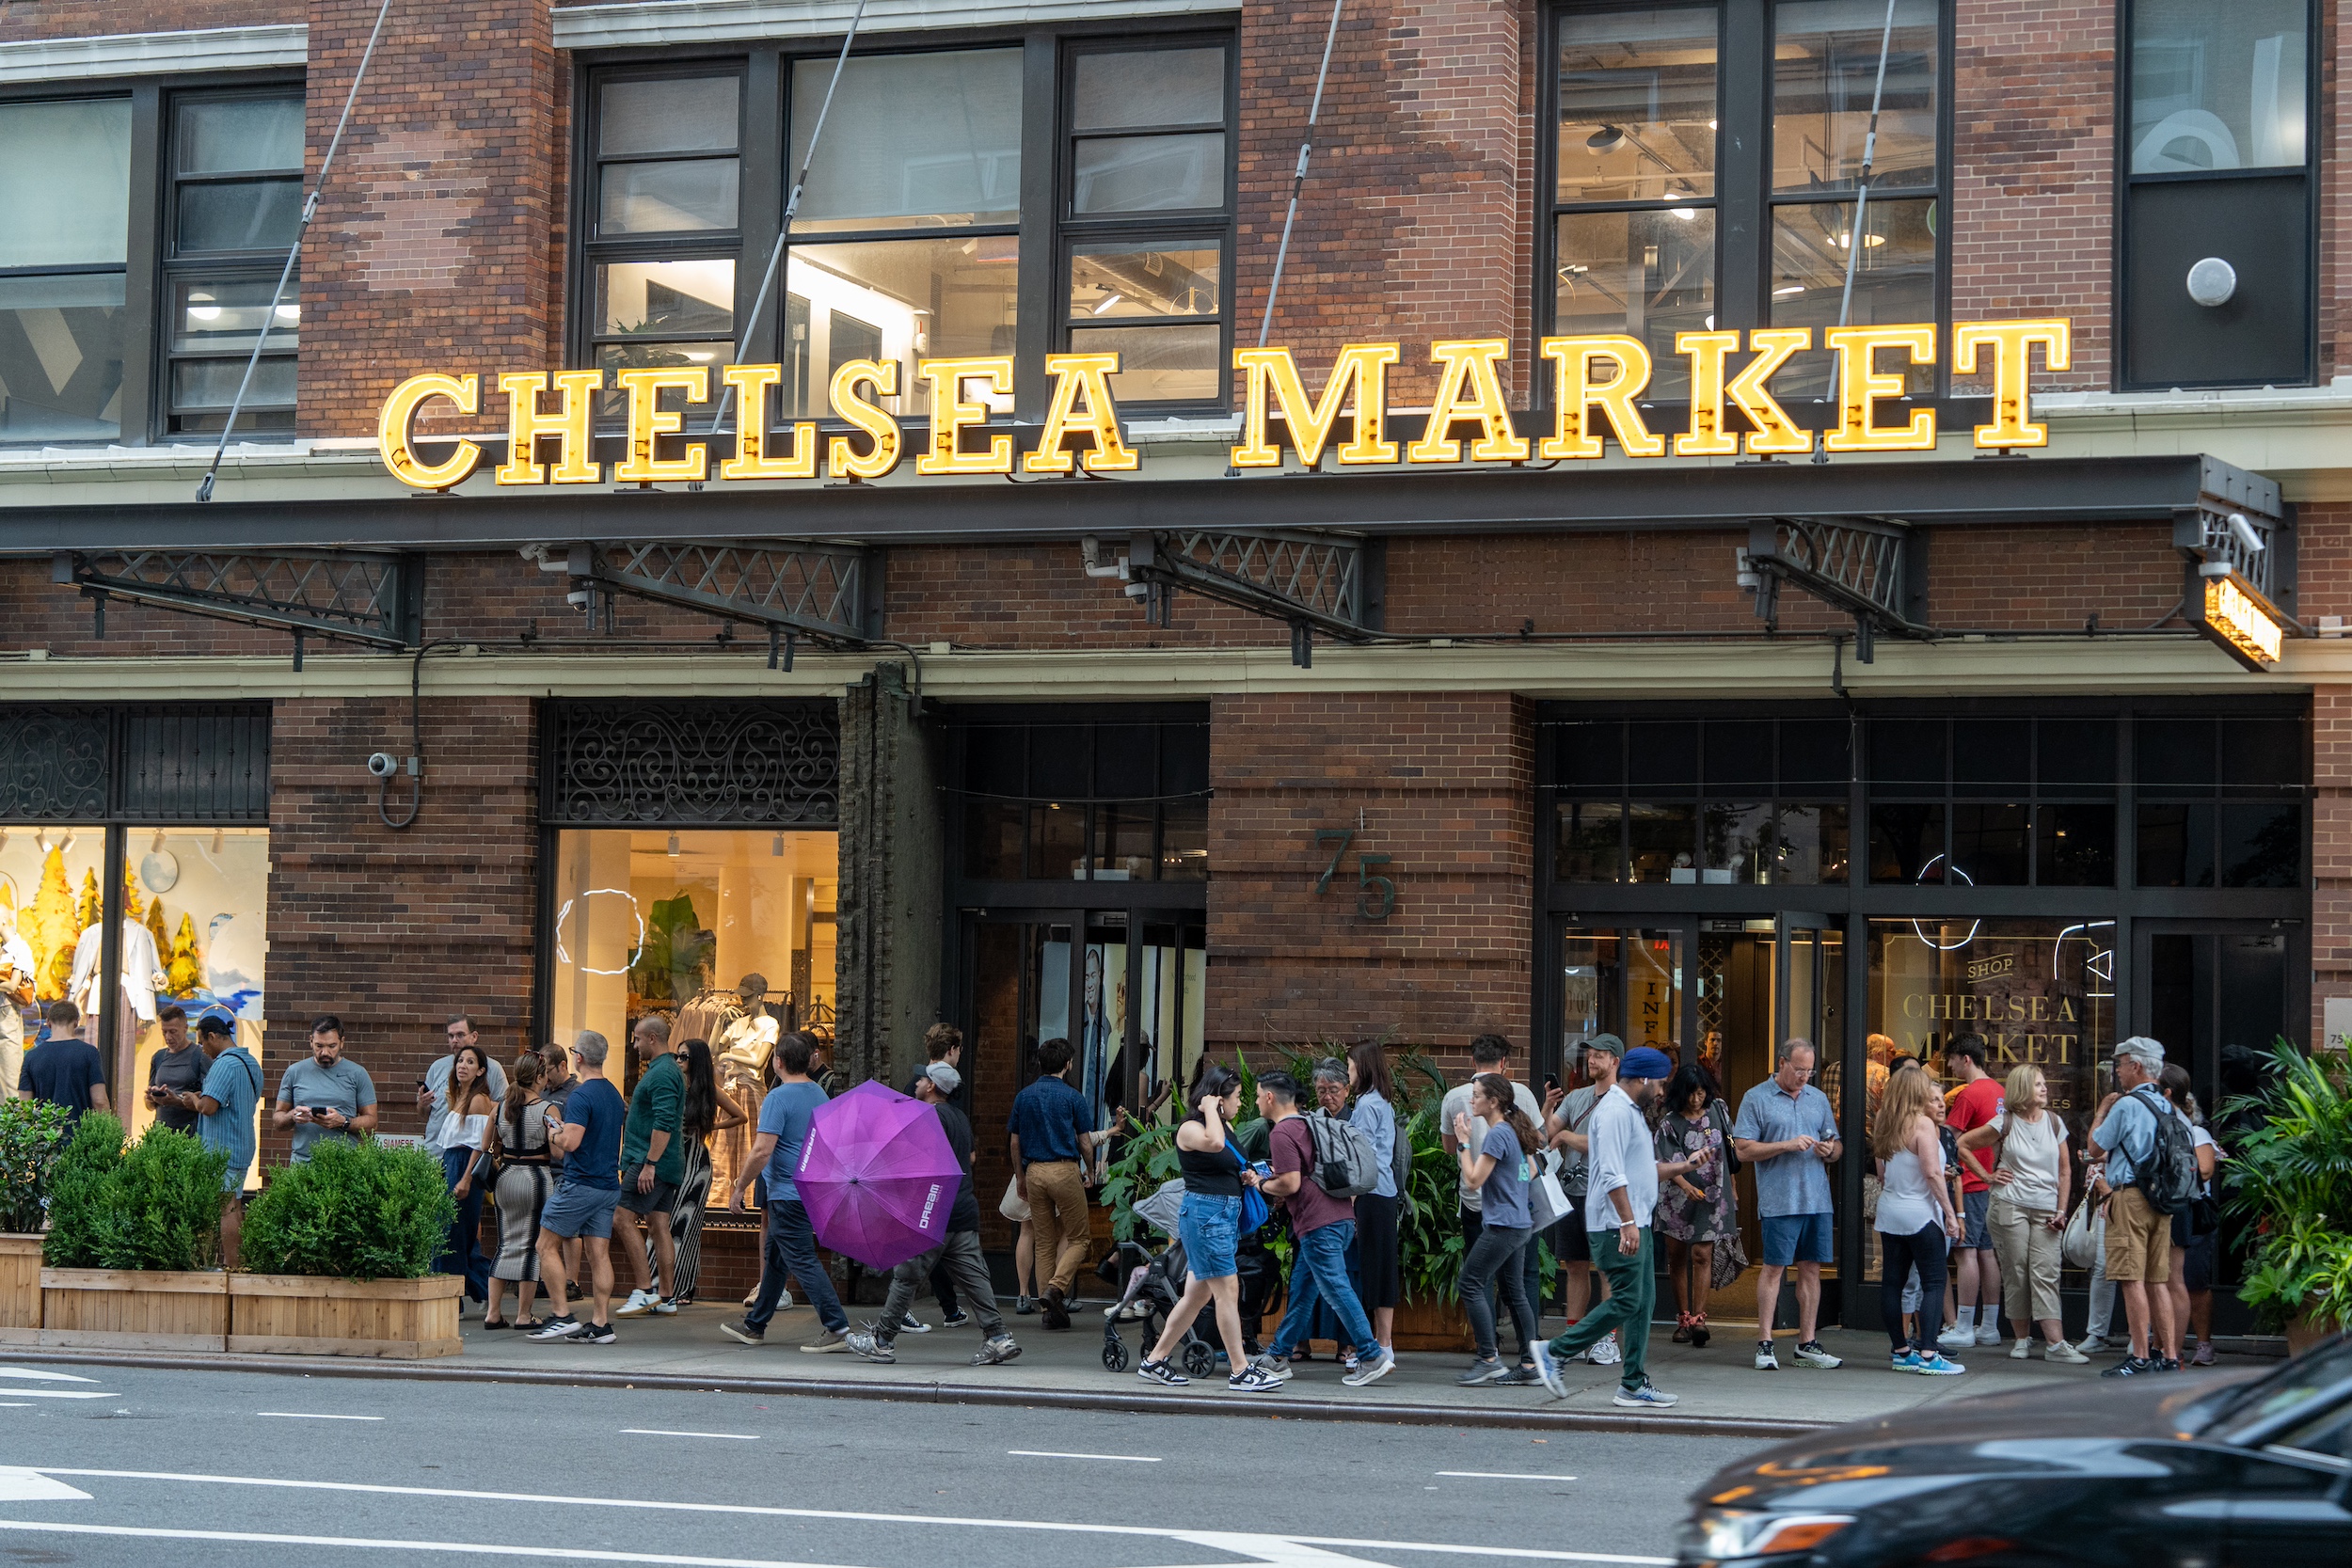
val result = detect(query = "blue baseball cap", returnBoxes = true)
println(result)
[1619,1047,1675,1082]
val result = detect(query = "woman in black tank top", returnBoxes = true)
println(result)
[1139,1064,1273,1389]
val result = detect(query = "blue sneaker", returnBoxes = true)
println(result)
[1530,1339,1566,1400]
[1911,1351,1966,1376]
[1890,1350,1922,1372]
[1612,1378,1679,1408]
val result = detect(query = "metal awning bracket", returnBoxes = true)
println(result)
[54,548,419,661]
[1084,530,1370,668]
[1738,515,1932,663]
[548,540,870,650]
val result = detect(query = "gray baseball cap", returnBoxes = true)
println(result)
[924,1062,962,1094]
[2114,1036,2166,1071]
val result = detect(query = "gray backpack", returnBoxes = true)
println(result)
[1304,1110,1382,1199]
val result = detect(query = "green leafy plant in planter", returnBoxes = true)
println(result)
[43,1116,230,1272]
[240,1137,455,1280]
[2219,1039,2352,1334]
[0,1098,73,1234]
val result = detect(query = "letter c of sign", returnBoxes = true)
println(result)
[378,372,482,490]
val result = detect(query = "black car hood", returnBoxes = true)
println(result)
[1691,1371,2265,1511]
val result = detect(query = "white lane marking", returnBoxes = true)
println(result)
[0,1404,30,1409]
[0,1391,117,1401]
[1434,1472,1579,1481]
[257,1413,384,1422]
[1006,1450,1160,1463]
[0,1469,89,1503]
[0,1521,865,1566]
[623,1430,760,1441]
[0,1368,98,1384]
[29,1468,1665,1565]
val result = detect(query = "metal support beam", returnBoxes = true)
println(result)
[1084,531,1369,669]
[54,549,419,651]
[538,540,869,647]
[1738,516,1931,663]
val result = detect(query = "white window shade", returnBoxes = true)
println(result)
[0,99,132,268]
[789,50,1021,231]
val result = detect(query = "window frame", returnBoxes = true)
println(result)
[567,22,1239,433]
[160,84,308,436]
[2113,0,2321,390]
[1537,0,1955,416]
[0,89,138,447]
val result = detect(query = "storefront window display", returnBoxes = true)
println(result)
[548,829,837,1203]
[0,825,267,1172]
[1861,917,2115,1283]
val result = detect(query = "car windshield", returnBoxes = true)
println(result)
[2209,1338,2352,1441]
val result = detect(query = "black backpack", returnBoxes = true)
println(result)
[2127,1086,2201,1216]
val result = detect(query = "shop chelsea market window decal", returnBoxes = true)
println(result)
[374,319,2071,491]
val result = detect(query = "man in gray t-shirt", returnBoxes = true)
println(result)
[271,1016,379,1162]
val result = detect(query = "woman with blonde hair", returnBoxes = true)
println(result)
[1871,1064,1965,1373]
[1957,1063,2085,1362]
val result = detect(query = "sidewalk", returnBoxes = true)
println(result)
[339,1299,2263,1434]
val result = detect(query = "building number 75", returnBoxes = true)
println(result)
[1313,829,1396,920]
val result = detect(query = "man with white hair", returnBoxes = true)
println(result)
[529,1029,627,1344]
[2088,1036,2182,1377]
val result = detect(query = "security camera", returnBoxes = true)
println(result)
[2228,513,2266,554]
[366,752,400,779]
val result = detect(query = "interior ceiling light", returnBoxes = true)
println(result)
[1586,124,1624,153]
[1091,293,1123,315]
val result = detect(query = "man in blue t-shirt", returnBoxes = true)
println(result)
[529,1030,628,1344]
[19,1001,109,1125]
[723,1031,848,1351]
[1008,1036,1097,1330]
[164,1015,262,1268]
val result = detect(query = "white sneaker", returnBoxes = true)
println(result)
[2075,1334,2113,1355]
[2010,1338,2031,1360]
[1755,1341,1780,1371]
[1936,1324,1976,1353]
[1976,1324,2005,1347]
[1341,1349,1397,1388]
[2043,1339,2090,1365]
[1587,1333,1621,1366]
[613,1289,658,1319]
[1791,1339,1843,1370]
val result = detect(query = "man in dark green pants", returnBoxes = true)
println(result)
[1533,1046,1699,1409]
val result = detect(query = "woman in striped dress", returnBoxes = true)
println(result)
[662,1037,744,1305]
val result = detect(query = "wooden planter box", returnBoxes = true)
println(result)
[230,1273,463,1359]
[0,1236,40,1345]
[40,1267,229,1351]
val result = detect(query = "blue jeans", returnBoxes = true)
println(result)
[1268,1220,1377,1357]
[437,1146,489,1300]
[744,1198,847,1336]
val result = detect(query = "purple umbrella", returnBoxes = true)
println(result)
[797,1080,962,1272]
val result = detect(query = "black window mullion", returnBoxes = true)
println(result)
[1717,0,1767,334]
[1015,29,1060,421]
[123,85,164,446]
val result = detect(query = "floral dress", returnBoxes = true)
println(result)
[1654,1108,1727,1244]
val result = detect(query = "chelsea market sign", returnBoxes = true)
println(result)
[375,319,2072,491]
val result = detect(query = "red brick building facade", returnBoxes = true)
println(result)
[3,0,2344,1329]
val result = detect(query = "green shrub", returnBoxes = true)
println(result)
[240,1137,455,1280]
[43,1117,228,1272]
[0,1098,73,1234]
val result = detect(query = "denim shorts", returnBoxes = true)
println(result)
[1177,1191,1242,1281]
[540,1179,619,1241]
[1961,1188,1994,1250]
[1760,1211,1836,1267]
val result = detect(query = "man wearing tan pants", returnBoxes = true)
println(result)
[1009,1036,1096,1331]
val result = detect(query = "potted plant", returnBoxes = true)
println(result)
[40,1113,234,1350]
[0,1098,72,1342]
[232,1137,463,1358]
[2219,1040,2352,1351]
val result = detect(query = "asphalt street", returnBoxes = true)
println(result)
[0,1359,1768,1566]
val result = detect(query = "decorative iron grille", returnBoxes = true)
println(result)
[543,700,840,827]
[0,705,268,823]
[0,706,109,820]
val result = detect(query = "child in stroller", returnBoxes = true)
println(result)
[1098,1179,1219,1376]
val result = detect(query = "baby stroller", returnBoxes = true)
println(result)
[1098,1179,1217,1378]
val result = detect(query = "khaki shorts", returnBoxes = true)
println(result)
[2103,1185,2172,1283]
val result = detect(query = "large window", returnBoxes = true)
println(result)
[0,98,132,441]
[1547,1,1947,402]
[548,828,837,1204]
[1552,716,1851,885]
[165,91,305,435]
[1866,716,2120,888]
[2121,1,2314,388]
[956,716,1210,883]
[580,32,1235,425]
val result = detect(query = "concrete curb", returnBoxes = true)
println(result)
[14,1346,1829,1440]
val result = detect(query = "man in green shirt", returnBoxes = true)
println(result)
[614,1013,686,1317]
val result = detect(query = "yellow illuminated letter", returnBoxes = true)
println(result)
[718,363,818,480]
[1725,328,1814,455]
[917,357,1016,476]
[1538,335,1663,460]
[1024,353,1137,474]
[1406,341,1529,464]
[612,366,709,484]
[827,359,903,481]
[496,369,603,485]
[377,372,481,489]
[1673,332,1740,457]
[1953,319,2071,449]
[1823,325,1936,452]
[1231,343,1400,467]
